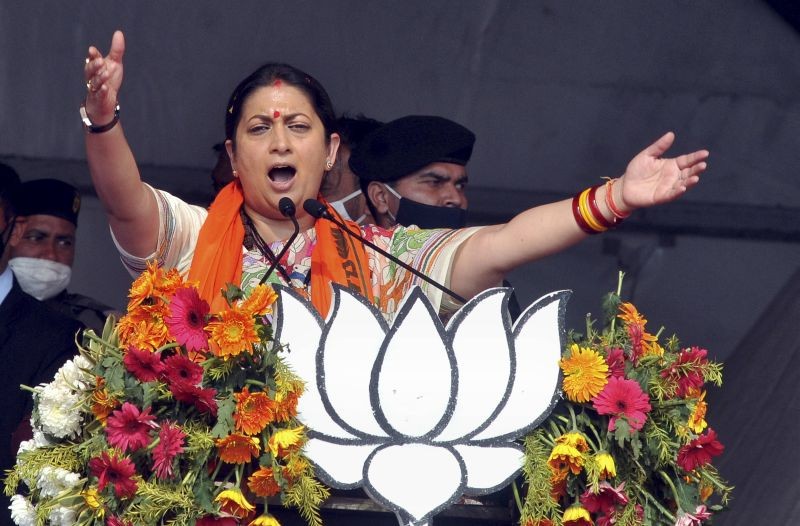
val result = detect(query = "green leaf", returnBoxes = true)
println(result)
[211,394,235,438]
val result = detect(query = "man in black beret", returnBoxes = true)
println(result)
[9,178,115,334]
[349,115,473,230]
[0,168,81,523]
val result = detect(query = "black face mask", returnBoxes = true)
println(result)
[393,197,468,230]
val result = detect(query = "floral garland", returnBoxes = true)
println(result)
[5,262,327,526]
[518,273,732,526]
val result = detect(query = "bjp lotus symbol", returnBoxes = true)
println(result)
[276,285,568,526]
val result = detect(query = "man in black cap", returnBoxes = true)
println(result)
[0,167,81,523]
[9,178,115,333]
[349,115,473,230]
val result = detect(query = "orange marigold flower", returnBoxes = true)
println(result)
[688,391,708,434]
[216,433,261,464]
[207,308,259,358]
[547,443,584,478]
[618,302,646,326]
[556,432,589,453]
[268,426,305,458]
[117,315,170,351]
[283,454,310,481]
[91,378,119,425]
[234,387,276,435]
[239,284,278,317]
[127,262,160,310]
[155,267,185,297]
[560,344,608,403]
[274,390,300,422]
[699,483,714,502]
[214,488,255,520]
[247,466,282,497]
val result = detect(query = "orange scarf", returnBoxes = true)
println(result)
[188,182,372,317]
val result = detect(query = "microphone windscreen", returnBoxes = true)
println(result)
[278,197,296,217]
[303,199,329,219]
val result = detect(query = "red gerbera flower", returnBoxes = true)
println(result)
[661,346,709,398]
[592,376,651,432]
[581,481,629,515]
[105,402,157,452]
[165,287,210,352]
[122,346,165,382]
[162,353,204,386]
[170,382,218,416]
[88,450,138,499]
[152,422,186,479]
[605,347,626,378]
[196,518,238,526]
[677,428,724,472]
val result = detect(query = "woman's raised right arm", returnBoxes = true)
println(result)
[83,30,159,258]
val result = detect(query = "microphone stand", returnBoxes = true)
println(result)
[258,198,301,286]
[303,199,466,304]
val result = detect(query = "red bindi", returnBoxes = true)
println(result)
[273,79,282,87]
[273,110,281,119]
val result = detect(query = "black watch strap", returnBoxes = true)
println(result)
[79,102,120,133]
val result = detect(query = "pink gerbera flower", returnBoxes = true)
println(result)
[152,421,186,479]
[677,428,724,472]
[592,376,651,432]
[122,346,165,382]
[106,517,133,526]
[165,287,210,352]
[675,505,712,526]
[105,402,157,452]
[88,451,138,499]
[162,354,204,386]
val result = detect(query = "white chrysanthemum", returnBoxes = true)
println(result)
[54,355,92,391]
[9,494,36,526]
[36,382,84,438]
[49,506,77,526]
[37,466,82,498]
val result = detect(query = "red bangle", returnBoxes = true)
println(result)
[605,179,631,219]
[572,194,599,235]
[587,185,615,228]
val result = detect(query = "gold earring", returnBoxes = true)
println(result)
[325,160,333,170]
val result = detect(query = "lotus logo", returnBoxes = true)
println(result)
[275,285,568,526]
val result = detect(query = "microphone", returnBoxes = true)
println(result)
[303,198,466,304]
[258,197,300,286]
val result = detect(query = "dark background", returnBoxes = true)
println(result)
[1,2,797,524]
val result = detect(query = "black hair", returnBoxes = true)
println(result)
[224,63,336,149]
[336,114,383,150]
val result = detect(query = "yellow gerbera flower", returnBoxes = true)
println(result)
[547,443,584,477]
[559,344,609,402]
[215,488,255,519]
[562,504,592,525]
[207,307,260,358]
[268,425,306,457]
[688,391,708,434]
[239,284,279,317]
[249,514,281,526]
[556,432,589,453]
[82,487,105,518]
[594,451,616,479]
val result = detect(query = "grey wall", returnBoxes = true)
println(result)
[0,4,798,354]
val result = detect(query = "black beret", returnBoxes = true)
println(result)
[349,115,475,183]
[17,179,81,226]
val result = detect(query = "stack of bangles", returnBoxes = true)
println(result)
[571,179,631,234]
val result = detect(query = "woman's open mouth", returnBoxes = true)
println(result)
[267,165,297,189]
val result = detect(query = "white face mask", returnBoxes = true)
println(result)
[8,257,72,300]
[328,188,366,224]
